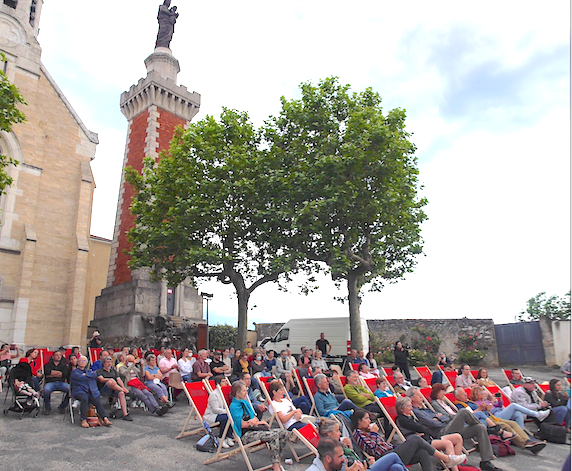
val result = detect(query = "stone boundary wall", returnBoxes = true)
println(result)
[540,317,571,367]
[255,318,499,366]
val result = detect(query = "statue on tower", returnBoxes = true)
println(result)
[155,0,179,49]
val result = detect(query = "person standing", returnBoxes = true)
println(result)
[393,342,411,381]
[89,331,102,349]
[316,333,332,356]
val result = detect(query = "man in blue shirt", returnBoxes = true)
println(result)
[313,373,357,417]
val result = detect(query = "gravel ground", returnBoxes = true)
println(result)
[0,365,569,471]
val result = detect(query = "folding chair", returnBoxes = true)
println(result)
[257,379,316,463]
[302,377,318,416]
[414,366,433,385]
[443,371,458,389]
[470,370,479,381]
[502,369,515,390]
[292,423,320,460]
[204,379,216,393]
[176,381,218,439]
[88,347,102,366]
[203,385,272,471]
[361,375,397,397]
[350,363,360,371]
[377,395,407,442]
[166,370,185,403]
[382,367,394,377]
[484,385,512,407]
[293,369,305,397]
[417,387,436,411]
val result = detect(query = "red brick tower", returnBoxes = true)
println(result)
[94,47,203,339]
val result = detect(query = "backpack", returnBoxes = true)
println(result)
[489,435,515,457]
[196,434,217,452]
[536,422,567,444]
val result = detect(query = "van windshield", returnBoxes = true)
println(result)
[275,328,289,342]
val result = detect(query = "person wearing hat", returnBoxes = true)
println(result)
[89,331,102,349]
[511,377,553,423]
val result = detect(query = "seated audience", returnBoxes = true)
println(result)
[406,386,502,471]
[311,349,328,373]
[0,343,19,380]
[71,356,112,428]
[374,376,393,398]
[313,373,356,417]
[543,378,570,430]
[229,380,290,471]
[251,351,271,378]
[276,349,296,392]
[509,368,524,386]
[366,352,380,376]
[358,363,376,379]
[143,354,171,407]
[119,355,168,416]
[191,349,213,382]
[476,368,496,387]
[305,438,366,471]
[42,351,70,415]
[178,348,195,381]
[393,372,412,395]
[352,408,465,471]
[344,370,382,416]
[395,395,465,471]
[96,356,132,421]
[239,372,267,419]
[91,349,106,372]
[203,376,234,448]
[268,381,307,431]
[455,364,475,388]
[264,350,276,373]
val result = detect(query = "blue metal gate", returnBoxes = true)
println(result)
[495,321,546,366]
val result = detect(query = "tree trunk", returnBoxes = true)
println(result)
[347,272,363,351]
[235,284,250,351]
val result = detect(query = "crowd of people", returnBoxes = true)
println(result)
[1,336,570,471]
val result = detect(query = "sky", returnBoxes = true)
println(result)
[37,0,570,329]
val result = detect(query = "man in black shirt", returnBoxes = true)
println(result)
[209,351,228,381]
[43,351,69,415]
[96,357,132,421]
[315,332,332,356]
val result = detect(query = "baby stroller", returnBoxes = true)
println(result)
[3,370,40,419]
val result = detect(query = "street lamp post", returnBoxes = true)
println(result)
[200,292,213,350]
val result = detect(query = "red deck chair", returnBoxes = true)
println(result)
[385,375,397,388]
[173,350,182,360]
[377,395,407,442]
[302,377,319,416]
[88,347,102,365]
[292,422,320,459]
[293,369,306,397]
[350,363,360,371]
[503,369,515,389]
[382,367,394,376]
[203,385,273,471]
[470,370,479,380]
[443,371,458,389]
[204,379,216,393]
[414,366,433,385]
[177,380,220,439]
[258,376,274,385]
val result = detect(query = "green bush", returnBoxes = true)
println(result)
[457,349,486,365]
[209,324,237,351]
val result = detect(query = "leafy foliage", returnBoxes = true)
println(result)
[0,53,26,195]
[455,332,488,365]
[263,77,427,350]
[518,291,571,322]
[410,324,441,359]
[209,324,237,351]
[126,109,305,349]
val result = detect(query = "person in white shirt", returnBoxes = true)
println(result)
[268,381,305,431]
[177,348,195,382]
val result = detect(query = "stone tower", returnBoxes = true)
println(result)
[93,36,204,339]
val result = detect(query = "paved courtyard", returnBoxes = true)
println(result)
[0,366,569,471]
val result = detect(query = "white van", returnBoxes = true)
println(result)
[260,317,369,357]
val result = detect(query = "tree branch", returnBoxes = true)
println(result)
[247,272,279,294]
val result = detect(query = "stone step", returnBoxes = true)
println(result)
[170,316,184,327]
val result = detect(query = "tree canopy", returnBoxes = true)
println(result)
[126,109,305,349]
[0,53,26,195]
[518,291,571,322]
[263,77,427,350]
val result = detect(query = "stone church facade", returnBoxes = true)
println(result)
[0,0,98,348]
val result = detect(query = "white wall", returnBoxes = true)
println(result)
[551,320,571,365]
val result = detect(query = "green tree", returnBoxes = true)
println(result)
[263,78,427,350]
[209,324,237,351]
[126,109,303,349]
[0,53,26,195]
[518,291,571,321]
